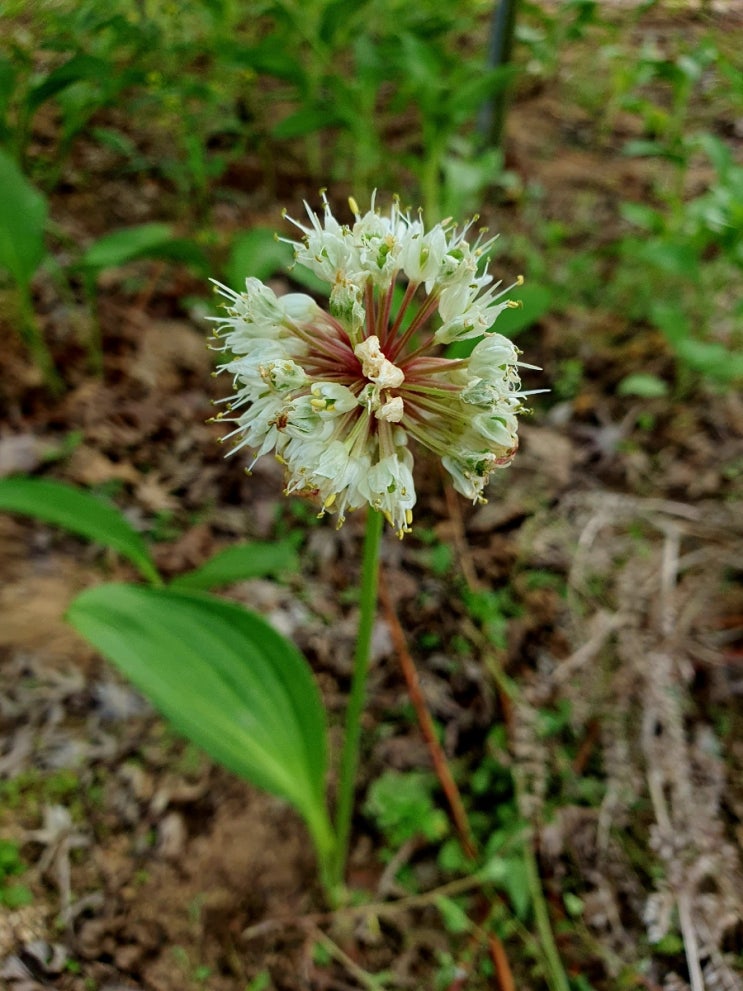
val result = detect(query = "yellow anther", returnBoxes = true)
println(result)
[324,493,337,509]
[516,274,525,286]
[348,196,360,215]
[506,300,522,309]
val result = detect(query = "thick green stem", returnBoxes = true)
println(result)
[332,508,384,891]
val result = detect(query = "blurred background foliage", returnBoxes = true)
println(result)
[0,0,741,394]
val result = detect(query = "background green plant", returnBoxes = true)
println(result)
[0,839,33,910]
[2,0,740,395]
[0,476,336,889]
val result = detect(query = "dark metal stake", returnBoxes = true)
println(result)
[478,0,521,150]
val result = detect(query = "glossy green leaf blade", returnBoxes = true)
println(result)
[0,148,47,288]
[0,477,159,584]
[66,584,331,844]
[172,540,298,590]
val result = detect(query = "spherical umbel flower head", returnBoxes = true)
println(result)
[210,193,539,537]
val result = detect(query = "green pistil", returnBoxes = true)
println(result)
[376,242,391,268]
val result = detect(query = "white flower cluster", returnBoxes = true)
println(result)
[211,193,537,537]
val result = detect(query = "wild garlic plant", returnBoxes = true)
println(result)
[211,193,534,536]
[210,193,537,890]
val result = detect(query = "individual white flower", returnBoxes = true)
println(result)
[284,199,353,285]
[399,221,449,284]
[362,444,416,531]
[211,193,537,537]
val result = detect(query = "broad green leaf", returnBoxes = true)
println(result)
[495,283,552,338]
[617,373,669,398]
[0,477,159,584]
[481,853,531,919]
[228,38,306,85]
[80,223,208,275]
[434,895,471,935]
[649,301,689,345]
[27,54,109,113]
[0,148,48,288]
[271,106,343,141]
[633,240,699,278]
[621,138,667,159]
[67,583,333,859]
[673,338,743,382]
[172,540,298,591]
[618,202,663,232]
[225,229,294,287]
[288,263,329,295]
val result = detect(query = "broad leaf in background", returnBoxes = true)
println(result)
[224,228,326,294]
[172,540,298,591]
[272,106,344,141]
[0,148,48,289]
[79,223,208,276]
[617,373,669,398]
[651,301,743,383]
[225,228,294,287]
[26,53,110,114]
[495,283,552,338]
[0,477,160,585]
[67,583,335,869]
